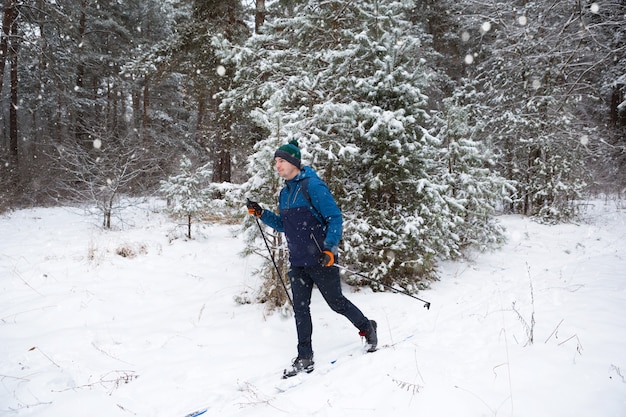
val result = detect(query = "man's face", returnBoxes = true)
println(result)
[275,157,300,180]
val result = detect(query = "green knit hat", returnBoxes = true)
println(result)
[274,139,301,168]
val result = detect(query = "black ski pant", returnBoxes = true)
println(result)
[288,265,371,359]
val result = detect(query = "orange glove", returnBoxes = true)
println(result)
[246,199,263,217]
[318,249,335,267]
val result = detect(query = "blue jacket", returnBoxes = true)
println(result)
[260,166,342,267]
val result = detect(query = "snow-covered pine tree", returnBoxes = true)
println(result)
[293,2,451,288]
[160,156,212,239]
[445,0,593,221]
[435,95,515,251]
[218,0,455,292]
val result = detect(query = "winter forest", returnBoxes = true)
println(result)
[1,0,625,301]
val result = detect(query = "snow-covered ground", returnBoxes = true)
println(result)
[1,198,625,417]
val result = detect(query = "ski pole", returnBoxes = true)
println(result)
[334,263,431,309]
[309,232,430,309]
[249,201,293,308]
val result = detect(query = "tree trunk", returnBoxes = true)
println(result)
[75,2,88,144]
[0,0,17,96]
[195,91,206,146]
[8,0,19,165]
[255,0,265,34]
[143,75,150,130]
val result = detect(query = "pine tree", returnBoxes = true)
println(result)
[435,94,515,250]
[442,0,597,220]
[124,0,250,183]
[220,0,464,292]
[160,156,212,239]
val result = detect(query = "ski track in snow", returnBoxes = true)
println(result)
[1,199,625,417]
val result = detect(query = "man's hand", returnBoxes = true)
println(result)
[318,249,335,267]
[246,199,263,217]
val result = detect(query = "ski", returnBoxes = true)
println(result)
[183,408,207,417]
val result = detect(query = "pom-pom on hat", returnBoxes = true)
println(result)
[274,139,301,168]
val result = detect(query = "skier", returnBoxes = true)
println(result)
[247,139,377,378]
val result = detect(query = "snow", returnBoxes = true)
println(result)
[1,199,625,417]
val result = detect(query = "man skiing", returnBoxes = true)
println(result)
[247,139,377,378]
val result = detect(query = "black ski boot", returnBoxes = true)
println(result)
[359,320,378,352]
[283,357,314,379]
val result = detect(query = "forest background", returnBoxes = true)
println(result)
[1,0,625,303]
